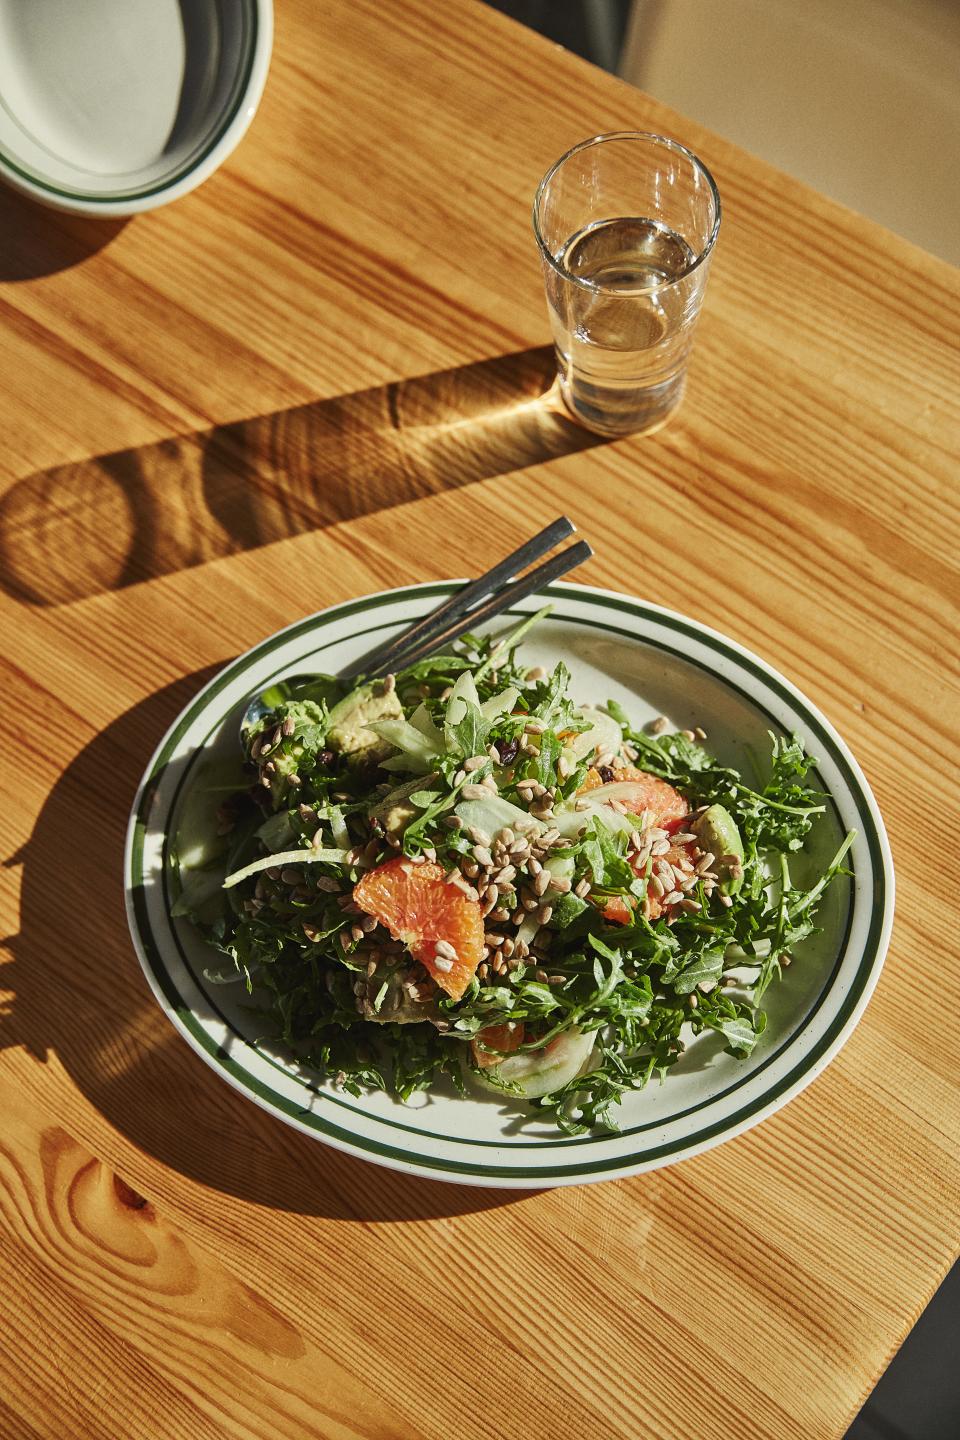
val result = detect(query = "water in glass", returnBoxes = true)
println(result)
[545,216,701,435]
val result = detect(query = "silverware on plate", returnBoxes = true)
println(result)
[240,517,592,736]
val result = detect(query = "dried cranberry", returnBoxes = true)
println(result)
[598,765,616,783]
[496,737,520,765]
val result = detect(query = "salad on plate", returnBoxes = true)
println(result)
[172,610,852,1135]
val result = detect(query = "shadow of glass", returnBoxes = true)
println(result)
[0,674,533,1219]
[0,184,128,281]
[0,346,603,607]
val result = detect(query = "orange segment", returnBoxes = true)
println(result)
[601,894,634,925]
[579,764,688,832]
[353,857,484,1000]
[601,837,699,926]
[471,1021,525,1068]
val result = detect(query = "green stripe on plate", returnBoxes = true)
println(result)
[0,3,257,203]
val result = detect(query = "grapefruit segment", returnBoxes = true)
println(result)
[601,837,699,925]
[579,765,688,831]
[471,1021,525,1068]
[602,895,635,925]
[353,857,484,999]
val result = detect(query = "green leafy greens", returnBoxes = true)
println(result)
[172,615,853,1136]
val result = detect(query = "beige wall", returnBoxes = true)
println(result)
[620,0,960,264]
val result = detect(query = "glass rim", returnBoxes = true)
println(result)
[532,131,722,294]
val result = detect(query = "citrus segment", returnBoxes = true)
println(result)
[352,857,484,999]
[601,837,699,925]
[471,1021,525,1068]
[601,894,635,925]
[580,764,688,831]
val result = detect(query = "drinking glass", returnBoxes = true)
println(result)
[533,132,721,436]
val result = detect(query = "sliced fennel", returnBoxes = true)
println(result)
[455,794,544,838]
[473,1026,597,1099]
[223,846,349,890]
[566,706,622,762]
[480,685,519,722]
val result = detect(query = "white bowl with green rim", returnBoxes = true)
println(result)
[0,0,272,216]
[124,582,894,1188]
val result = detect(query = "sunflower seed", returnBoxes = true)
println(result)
[461,783,489,800]
[536,903,553,925]
[433,955,454,973]
[473,845,493,867]
[574,878,591,898]
[466,826,492,845]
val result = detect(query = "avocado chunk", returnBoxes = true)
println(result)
[370,773,438,837]
[327,681,404,764]
[693,803,745,895]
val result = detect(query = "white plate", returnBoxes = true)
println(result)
[124,582,894,1187]
[0,0,272,215]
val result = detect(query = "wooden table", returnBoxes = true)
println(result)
[1,2,957,1436]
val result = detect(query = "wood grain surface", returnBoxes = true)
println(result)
[0,2,958,1437]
